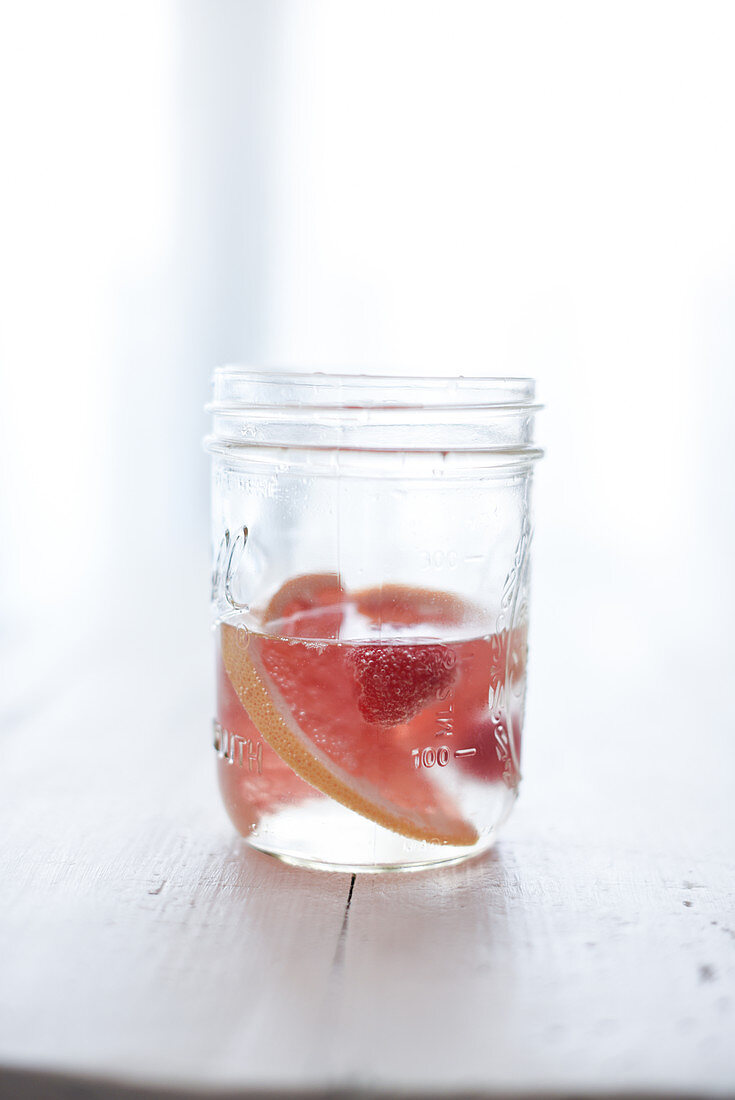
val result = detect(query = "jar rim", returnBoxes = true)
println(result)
[207,368,542,462]
[210,366,538,411]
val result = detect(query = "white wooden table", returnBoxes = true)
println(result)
[1,553,734,1100]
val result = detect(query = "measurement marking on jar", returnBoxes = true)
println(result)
[434,709,454,736]
[212,720,263,774]
[412,746,477,768]
[420,549,458,569]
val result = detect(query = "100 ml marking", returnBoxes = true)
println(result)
[213,720,263,774]
[412,746,477,768]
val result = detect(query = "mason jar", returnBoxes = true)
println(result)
[205,370,542,872]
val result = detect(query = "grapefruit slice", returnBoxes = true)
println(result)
[262,572,346,638]
[217,647,313,818]
[220,577,480,847]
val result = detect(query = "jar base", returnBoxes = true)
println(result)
[245,833,499,874]
[227,792,515,873]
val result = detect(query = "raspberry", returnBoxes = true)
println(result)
[349,643,456,726]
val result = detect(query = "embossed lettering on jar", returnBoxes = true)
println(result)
[205,370,542,872]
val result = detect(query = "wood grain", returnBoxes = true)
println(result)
[0,573,733,1099]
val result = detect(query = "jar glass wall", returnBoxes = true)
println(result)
[206,370,542,872]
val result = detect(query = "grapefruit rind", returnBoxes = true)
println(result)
[220,623,479,848]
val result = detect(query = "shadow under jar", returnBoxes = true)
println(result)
[205,370,542,872]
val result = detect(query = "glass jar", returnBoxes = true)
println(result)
[205,370,542,872]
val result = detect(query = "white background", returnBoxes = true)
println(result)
[1,0,734,836]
